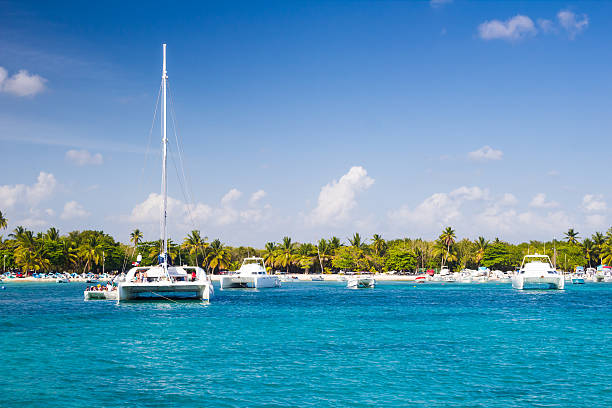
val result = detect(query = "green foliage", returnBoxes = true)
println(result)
[481,243,522,270]
[384,247,417,272]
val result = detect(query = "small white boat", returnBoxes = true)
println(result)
[56,276,70,283]
[84,289,118,301]
[512,254,564,290]
[311,276,325,281]
[347,276,376,289]
[220,257,280,289]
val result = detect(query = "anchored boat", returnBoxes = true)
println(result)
[347,276,376,289]
[220,257,280,289]
[512,254,564,290]
[117,44,214,302]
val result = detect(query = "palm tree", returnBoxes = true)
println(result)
[348,233,366,249]
[130,229,143,247]
[565,228,580,244]
[275,236,296,273]
[263,242,277,268]
[182,230,208,265]
[371,234,386,257]
[439,226,456,266]
[9,226,25,240]
[583,238,595,268]
[317,239,332,272]
[79,238,104,273]
[328,237,341,251]
[206,239,231,272]
[296,243,316,273]
[592,232,606,263]
[15,246,49,275]
[60,239,78,272]
[601,241,612,266]
[16,230,36,249]
[475,236,489,264]
[0,210,7,230]
[45,227,60,242]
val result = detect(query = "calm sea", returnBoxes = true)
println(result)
[1,281,611,407]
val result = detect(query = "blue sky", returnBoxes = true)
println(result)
[1,0,610,246]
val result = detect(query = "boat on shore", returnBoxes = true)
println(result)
[512,254,564,290]
[347,276,376,289]
[220,257,280,289]
[116,44,213,302]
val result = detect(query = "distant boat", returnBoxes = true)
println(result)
[347,276,376,289]
[311,276,325,281]
[512,254,564,290]
[117,44,213,302]
[220,257,280,289]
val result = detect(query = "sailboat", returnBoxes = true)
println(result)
[117,44,214,301]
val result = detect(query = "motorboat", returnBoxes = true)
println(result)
[595,265,611,282]
[512,254,564,290]
[347,276,376,288]
[219,257,281,289]
[84,283,118,301]
[571,266,586,284]
[117,45,213,302]
[311,276,325,281]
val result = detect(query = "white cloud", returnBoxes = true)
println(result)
[60,201,90,220]
[530,193,559,209]
[249,189,266,206]
[537,18,556,34]
[128,189,270,228]
[0,171,57,209]
[430,0,452,8]
[478,15,537,41]
[0,67,47,96]
[557,10,588,39]
[500,193,518,206]
[18,217,48,228]
[45,208,55,216]
[390,186,488,227]
[221,188,242,205]
[468,145,503,161]
[65,149,103,166]
[309,166,374,225]
[582,194,607,212]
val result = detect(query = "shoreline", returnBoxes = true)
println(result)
[2,274,423,283]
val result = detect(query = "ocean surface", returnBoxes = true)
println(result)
[1,281,611,407]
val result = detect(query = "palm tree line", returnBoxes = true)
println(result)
[1,209,612,274]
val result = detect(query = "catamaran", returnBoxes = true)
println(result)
[117,44,214,302]
[512,254,564,290]
[219,257,280,289]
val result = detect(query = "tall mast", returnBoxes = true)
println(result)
[161,43,168,266]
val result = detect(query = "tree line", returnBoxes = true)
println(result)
[1,210,611,274]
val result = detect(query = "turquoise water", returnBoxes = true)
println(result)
[1,281,611,407]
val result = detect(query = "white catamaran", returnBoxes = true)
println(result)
[512,254,564,290]
[117,44,214,302]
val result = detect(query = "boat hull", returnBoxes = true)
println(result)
[84,290,118,301]
[512,276,564,290]
[347,277,376,289]
[118,281,213,301]
[220,275,280,289]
